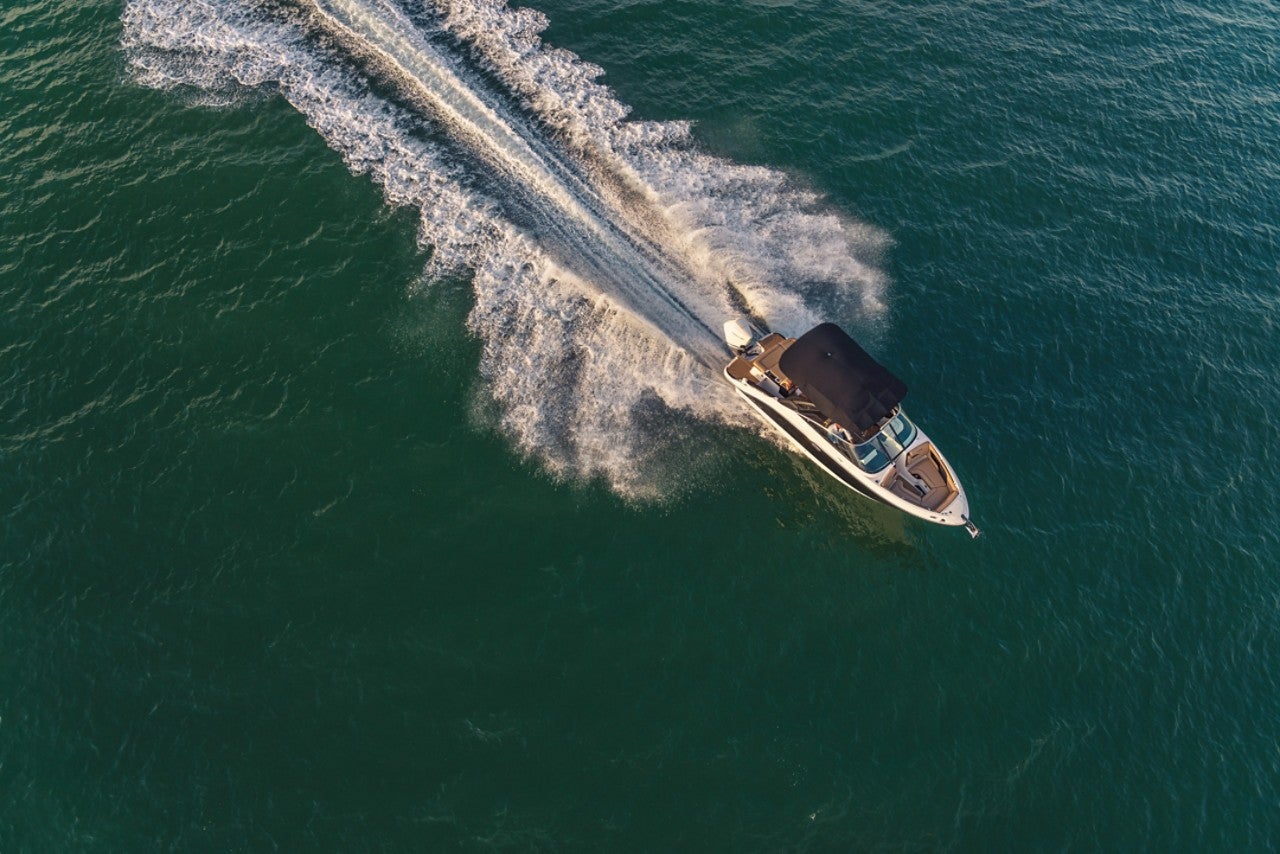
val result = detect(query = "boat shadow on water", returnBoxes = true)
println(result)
[744,433,923,559]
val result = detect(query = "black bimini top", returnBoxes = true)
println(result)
[778,323,907,433]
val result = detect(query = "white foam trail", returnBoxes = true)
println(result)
[311,0,734,365]
[120,0,890,498]
[438,0,890,327]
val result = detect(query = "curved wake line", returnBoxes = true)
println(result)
[120,0,890,498]
[310,0,731,364]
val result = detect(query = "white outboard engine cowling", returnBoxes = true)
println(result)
[723,318,758,353]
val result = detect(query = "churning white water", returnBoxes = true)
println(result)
[121,0,889,497]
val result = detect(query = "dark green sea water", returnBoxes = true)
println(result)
[4,0,1279,849]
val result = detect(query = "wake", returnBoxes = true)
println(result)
[121,0,890,497]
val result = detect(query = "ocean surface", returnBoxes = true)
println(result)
[3,0,1278,848]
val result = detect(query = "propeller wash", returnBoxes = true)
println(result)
[121,0,890,498]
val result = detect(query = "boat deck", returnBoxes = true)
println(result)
[726,333,792,382]
[881,443,959,511]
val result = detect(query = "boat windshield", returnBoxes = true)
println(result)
[882,411,917,448]
[852,439,891,473]
[849,411,918,473]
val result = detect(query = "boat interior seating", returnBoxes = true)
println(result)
[756,332,788,351]
[727,333,801,390]
[883,444,959,511]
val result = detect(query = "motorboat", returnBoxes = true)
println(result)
[723,319,979,536]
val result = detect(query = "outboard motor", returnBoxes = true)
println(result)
[723,318,760,355]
